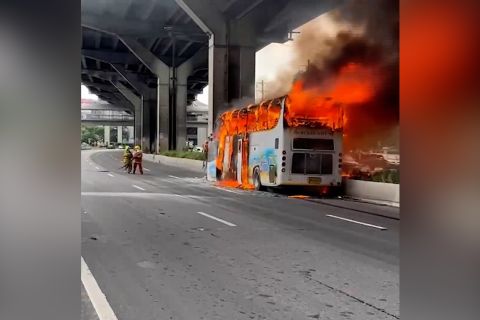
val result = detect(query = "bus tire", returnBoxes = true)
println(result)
[253,168,263,191]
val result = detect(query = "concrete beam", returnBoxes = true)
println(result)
[263,0,341,33]
[82,82,116,91]
[82,14,207,42]
[119,36,170,78]
[82,49,139,65]
[110,80,141,107]
[174,0,227,44]
[83,49,189,67]
[110,64,151,96]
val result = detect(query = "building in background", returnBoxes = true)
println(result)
[186,100,208,147]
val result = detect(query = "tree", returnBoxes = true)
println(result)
[81,126,104,144]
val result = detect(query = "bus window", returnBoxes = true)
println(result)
[246,105,258,132]
[291,153,306,174]
[257,101,269,131]
[321,154,333,174]
[293,138,334,150]
[267,101,281,129]
[306,154,322,174]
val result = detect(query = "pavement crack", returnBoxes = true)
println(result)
[300,272,399,319]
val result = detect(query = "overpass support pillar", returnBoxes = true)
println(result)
[117,126,122,144]
[134,103,142,147]
[157,77,170,152]
[127,126,134,144]
[104,125,110,145]
[208,43,255,132]
[175,0,256,133]
[142,95,157,153]
[119,37,171,152]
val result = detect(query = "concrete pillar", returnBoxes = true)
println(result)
[142,98,157,153]
[117,126,122,144]
[157,77,170,152]
[104,125,110,145]
[198,126,207,146]
[207,42,256,132]
[119,37,170,153]
[128,126,134,144]
[134,103,142,147]
[174,0,256,133]
[110,76,143,148]
[175,69,188,151]
[175,47,208,150]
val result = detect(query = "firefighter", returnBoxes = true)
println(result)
[132,145,143,175]
[202,138,209,169]
[122,146,133,173]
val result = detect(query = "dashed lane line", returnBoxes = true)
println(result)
[132,184,146,191]
[197,211,237,227]
[326,214,387,230]
[107,173,115,178]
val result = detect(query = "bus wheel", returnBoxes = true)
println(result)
[253,169,263,191]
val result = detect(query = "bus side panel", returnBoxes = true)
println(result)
[248,132,279,186]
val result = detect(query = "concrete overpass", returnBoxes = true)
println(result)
[81,0,343,152]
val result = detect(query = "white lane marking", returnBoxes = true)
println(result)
[168,175,182,179]
[197,211,236,227]
[214,186,242,194]
[326,214,387,230]
[107,173,115,178]
[144,168,151,172]
[132,184,146,191]
[95,166,100,170]
[81,257,119,320]
[81,192,224,200]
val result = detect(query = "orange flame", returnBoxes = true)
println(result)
[285,63,377,129]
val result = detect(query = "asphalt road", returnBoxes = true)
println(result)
[81,150,399,320]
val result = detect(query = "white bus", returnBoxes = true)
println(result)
[207,96,343,191]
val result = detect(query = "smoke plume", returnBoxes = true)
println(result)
[266,0,399,151]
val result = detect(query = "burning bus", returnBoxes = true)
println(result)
[207,92,344,192]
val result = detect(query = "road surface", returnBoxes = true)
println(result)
[81,150,399,320]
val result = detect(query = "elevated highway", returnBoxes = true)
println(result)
[81,0,344,152]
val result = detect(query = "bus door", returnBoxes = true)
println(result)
[237,138,249,185]
[237,138,242,183]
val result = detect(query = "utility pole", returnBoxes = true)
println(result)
[256,80,265,102]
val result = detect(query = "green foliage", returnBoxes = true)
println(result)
[160,150,205,161]
[81,126,104,144]
[371,169,399,184]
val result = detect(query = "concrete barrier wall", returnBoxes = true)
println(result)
[143,154,204,173]
[344,179,399,206]
[143,154,399,206]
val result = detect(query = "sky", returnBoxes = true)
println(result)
[82,12,338,106]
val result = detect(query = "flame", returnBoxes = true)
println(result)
[214,62,379,188]
[214,99,283,188]
[285,63,377,129]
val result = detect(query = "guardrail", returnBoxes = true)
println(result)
[81,114,134,121]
